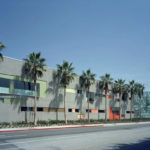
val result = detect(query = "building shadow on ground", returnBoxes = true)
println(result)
[0,139,25,150]
[110,138,150,150]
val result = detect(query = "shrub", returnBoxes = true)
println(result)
[37,120,48,125]
[0,122,10,126]
[12,121,28,126]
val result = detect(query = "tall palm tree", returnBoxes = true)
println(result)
[24,52,46,125]
[0,42,5,61]
[100,74,113,121]
[113,79,125,120]
[56,61,76,124]
[80,69,96,123]
[135,83,144,119]
[128,80,136,121]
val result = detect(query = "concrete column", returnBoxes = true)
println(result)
[9,80,14,94]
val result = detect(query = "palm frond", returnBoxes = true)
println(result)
[23,52,46,80]
[80,69,96,89]
[100,73,113,90]
[0,42,5,50]
[56,61,76,87]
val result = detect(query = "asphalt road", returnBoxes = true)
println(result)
[0,124,150,150]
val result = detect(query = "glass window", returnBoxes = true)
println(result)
[21,107,27,111]
[122,93,128,101]
[86,91,94,99]
[68,108,72,112]
[37,107,43,111]
[77,90,82,94]
[75,109,79,112]
[0,98,4,103]
[14,80,25,90]
[98,110,105,113]
[0,77,40,97]
[0,78,10,88]
[14,80,40,96]
[28,107,33,111]
[14,80,38,91]
[86,109,91,112]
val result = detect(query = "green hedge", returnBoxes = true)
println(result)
[0,122,10,126]
[0,118,150,127]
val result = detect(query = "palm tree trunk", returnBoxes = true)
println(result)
[105,90,107,122]
[98,92,102,120]
[64,86,67,124]
[130,95,132,121]
[139,97,142,120]
[88,87,90,123]
[34,80,37,126]
[119,93,122,120]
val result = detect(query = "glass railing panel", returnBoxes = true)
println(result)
[14,89,40,97]
[0,87,10,94]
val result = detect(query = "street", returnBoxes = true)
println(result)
[0,124,150,150]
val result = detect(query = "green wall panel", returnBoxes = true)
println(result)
[10,80,14,94]
[37,80,47,98]
[4,98,11,104]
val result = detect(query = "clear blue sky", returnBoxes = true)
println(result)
[0,0,150,90]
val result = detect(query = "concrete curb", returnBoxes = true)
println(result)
[0,122,150,133]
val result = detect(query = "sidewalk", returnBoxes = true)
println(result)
[0,121,150,133]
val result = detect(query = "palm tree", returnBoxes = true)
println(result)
[135,83,144,119]
[80,69,96,123]
[113,79,125,120]
[0,42,5,61]
[100,74,113,121]
[24,52,46,125]
[128,80,136,121]
[56,61,76,124]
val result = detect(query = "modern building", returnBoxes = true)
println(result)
[0,57,134,123]
[134,91,150,118]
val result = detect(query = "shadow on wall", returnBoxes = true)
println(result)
[8,64,37,122]
[122,93,128,115]
[75,83,85,116]
[95,82,103,120]
[110,138,150,150]
[10,95,29,122]
[122,101,128,115]
[109,92,129,117]
[109,97,118,108]
[46,71,63,120]
[75,81,104,120]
